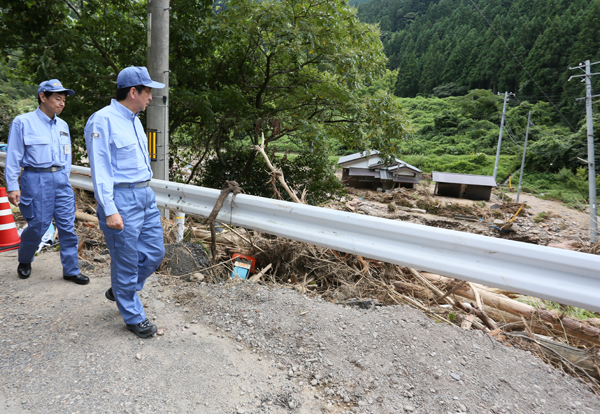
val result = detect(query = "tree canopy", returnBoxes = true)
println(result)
[0,0,410,202]
[357,0,600,126]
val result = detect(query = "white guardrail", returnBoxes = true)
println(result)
[2,152,600,313]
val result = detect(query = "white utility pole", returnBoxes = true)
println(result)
[569,60,599,243]
[516,111,531,203]
[493,92,512,181]
[147,0,170,182]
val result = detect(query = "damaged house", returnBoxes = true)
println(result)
[432,171,497,201]
[338,150,422,190]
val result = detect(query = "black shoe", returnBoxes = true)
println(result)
[105,287,115,301]
[126,318,157,338]
[17,263,31,279]
[63,274,90,285]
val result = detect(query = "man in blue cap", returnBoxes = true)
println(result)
[5,79,89,285]
[85,66,165,338]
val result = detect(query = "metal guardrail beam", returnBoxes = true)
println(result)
[2,152,600,313]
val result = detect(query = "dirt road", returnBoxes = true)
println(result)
[1,249,599,413]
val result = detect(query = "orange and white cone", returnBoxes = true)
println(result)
[0,187,20,252]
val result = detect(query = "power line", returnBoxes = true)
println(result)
[467,0,576,132]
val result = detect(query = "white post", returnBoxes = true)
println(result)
[175,212,186,243]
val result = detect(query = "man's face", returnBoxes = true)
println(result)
[133,86,153,112]
[39,92,66,116]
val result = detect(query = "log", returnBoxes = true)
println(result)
[192,228,245,245]
[419,272,600,346]
[75,211,99,223]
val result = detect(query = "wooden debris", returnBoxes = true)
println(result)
[420,272,600,346]
[249,263,272,282]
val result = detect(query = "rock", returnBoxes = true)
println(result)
[403,405,415,412]
[93,254,109,263]
[493,219,505,226]
[410,208,427,214]
[161,243,199,276]
[135,353,142,360]
[189,273,205,282]
[450,373,461,381]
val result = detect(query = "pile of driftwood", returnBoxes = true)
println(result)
[190,220,600,389]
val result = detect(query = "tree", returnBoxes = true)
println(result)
[0,0,409,203]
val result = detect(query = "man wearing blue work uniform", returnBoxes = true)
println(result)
[5,79,89,285]
[84,66,165,338]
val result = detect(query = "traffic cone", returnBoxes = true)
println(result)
[0,187,20,252]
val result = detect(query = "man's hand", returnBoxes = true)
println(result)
[7,190,20,206]
[106,213,124,230]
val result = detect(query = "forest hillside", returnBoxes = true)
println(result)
[357,0,600,124]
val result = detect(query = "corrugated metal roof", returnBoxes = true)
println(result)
[338,150,380,165]
[388,162,422,174]
[432,172,497,186]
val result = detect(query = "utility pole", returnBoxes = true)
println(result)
[147,0,170,217]
[147,1,170,182]
[493,92,513,182]
[569,60,599,243]
[516,111,531,203]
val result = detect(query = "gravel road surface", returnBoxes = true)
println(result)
[1,249,599,414]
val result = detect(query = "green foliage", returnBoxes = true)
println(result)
[0,0,410,202]
[533,211,550,223]
[357,0,600,126]
[0,94,35,141]
[198,148,345,205]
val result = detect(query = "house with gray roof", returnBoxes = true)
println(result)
[338,150,422,190]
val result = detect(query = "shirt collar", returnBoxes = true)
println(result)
[35,107,57,125]
[110,99,138,120]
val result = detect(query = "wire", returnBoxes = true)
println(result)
[468,0,577,132]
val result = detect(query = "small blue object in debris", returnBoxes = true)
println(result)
[0,144,7,152]
[231,257,252,279]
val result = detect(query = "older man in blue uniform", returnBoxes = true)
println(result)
[5,79,89,285]
[85,66,165,338]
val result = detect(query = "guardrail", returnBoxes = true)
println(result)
[2,152,600,313]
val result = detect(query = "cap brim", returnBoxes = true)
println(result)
[143,81,165,89]
[54,88,75,96]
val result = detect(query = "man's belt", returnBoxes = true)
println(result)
[114,180,151,188]
[23,166,64,172]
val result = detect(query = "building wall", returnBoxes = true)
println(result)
[464,185,492,201]
[436,183,461,198]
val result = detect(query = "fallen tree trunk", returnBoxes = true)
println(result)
[75,211,99,223]
[418,272,600,346]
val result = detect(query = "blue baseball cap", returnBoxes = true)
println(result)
[117,66,165,89]
[38,79,75,95]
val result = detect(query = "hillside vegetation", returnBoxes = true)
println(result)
[357,0,600,124]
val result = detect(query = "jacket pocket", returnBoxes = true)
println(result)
[23,134,53,164]
[113,135,139,170]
